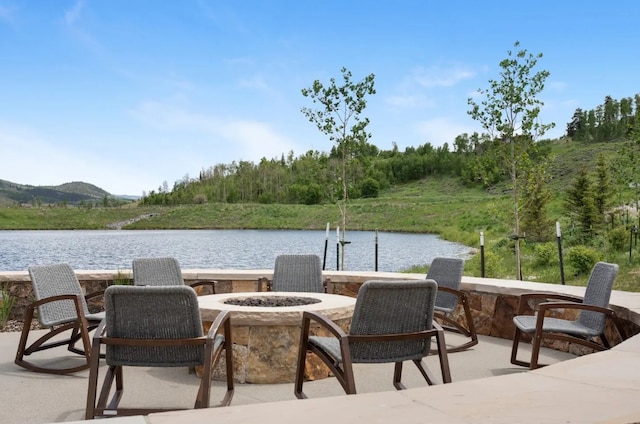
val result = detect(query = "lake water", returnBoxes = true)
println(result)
[0,229,473,272]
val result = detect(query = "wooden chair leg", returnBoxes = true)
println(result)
[530,329,544,370]
[430,301,478,353]
[294,317,311,399]
[221,318,235,406]
[340,355,357,394]
[393,362,406,390]
[600,332,611,349]
[434,326,452,383]
[412,359,436,385]
[510,327,532,368]
[85,339,103,419]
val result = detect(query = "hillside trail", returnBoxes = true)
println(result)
[106,213,158,230]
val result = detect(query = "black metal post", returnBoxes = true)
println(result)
[630,226,635,262]
[626,208,629,226]
[336,226,340,271]
[374,229,379,272]
[322,223,329,270]
[556,222,565,285]
[480,231,485,278]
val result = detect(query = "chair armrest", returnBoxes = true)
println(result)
[257,277,272,292]
[516,292,584,314]
[206,310,232,341]
[436,286,469,304]
[535,301,626,340]
[432,320,446,333]
[302,310,347,340]
[538,301,615,317]
[85,290,105,302]
[189,280,217,295]
[29,293,84,309]
[26,294,87,323]
[437,286,463,295]
[346,329,438,344]
[92,319,107,345]
[348,320,444,345]
[323,277,331,293]
[84,290,105,314]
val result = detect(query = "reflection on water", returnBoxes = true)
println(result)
[0,229,473,272]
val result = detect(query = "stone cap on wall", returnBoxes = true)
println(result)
[2,268,639,327]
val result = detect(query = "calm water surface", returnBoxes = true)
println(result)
[0,229,472,272]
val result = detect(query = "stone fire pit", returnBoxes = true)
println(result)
[198,291,356,384]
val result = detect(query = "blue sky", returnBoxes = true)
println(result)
[0,1,638,196]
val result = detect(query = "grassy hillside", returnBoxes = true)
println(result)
[0,180,113,206]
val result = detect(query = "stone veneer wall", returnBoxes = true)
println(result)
[1,269,639,351]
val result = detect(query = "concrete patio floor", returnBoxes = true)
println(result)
[0,329,576,424]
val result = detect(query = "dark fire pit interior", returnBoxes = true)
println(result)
[224,296,321,307]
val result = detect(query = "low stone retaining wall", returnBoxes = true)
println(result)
[1,269,639,348]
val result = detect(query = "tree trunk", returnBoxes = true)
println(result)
[340,143,348,271]
[512,147,522,280]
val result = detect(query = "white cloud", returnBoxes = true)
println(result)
[548,80,568,92]
[385,94,433,110]
[0,121,160,195]
[64,0,85,26]
[129,100,297,161]
[386,64,476,111]
[412,65,476,88]
[238,74,279,98]
[0,4,14,23]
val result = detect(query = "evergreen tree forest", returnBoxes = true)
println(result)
[567,95,640,143]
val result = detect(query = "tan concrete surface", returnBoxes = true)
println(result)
[0,329,576,424]
[146,336,640,424]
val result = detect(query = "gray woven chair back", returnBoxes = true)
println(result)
[132,257,184,286]
[577,262,618,332]
[427,257,465,312]
[349,279,438,363]
[272,254,323,292]
[28,263,90,327]
[104,285,204,367]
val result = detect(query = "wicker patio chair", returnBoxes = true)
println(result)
[427,257,478,353]
[132,257,216,294]
[294,279,451,398]
[15,263,105,374]
[510,261,627,369]
[85,285,234,419]
[258,254,328,293]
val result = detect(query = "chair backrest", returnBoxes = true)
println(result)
[348,279,438,363]
[104,285,204,367]
[577,261,618,332]
[272,254,324,292]
[28,263,90,327]
[132,257,184,286]
[427,257,465,311]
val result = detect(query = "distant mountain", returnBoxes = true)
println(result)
[0,179,125,206]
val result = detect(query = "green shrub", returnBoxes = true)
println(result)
[302,183,322,205]
[360,178,380,198]
[112,269,132,285]
[533,242,557,266]
[193,194,208,204]
[608,226,628,251]
[567,245,600,276]
[258,193,274,204]
[0,287,16,328]
[483,250,507,278]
